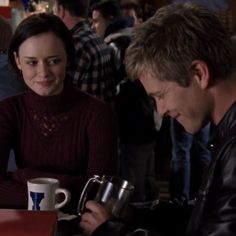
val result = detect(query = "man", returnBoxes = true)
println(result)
[168,0,227,208]
[53,0,115,102]
[91,0,133,84]
[91,0,133,38]
[79,3,236,236]
[120,1,144,26]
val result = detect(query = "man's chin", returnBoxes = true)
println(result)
[179,122,198,135]
[184,126,200,135]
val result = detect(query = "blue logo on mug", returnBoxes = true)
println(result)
[30,191,45,210]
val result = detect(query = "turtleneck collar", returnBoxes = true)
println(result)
[24,84,73,115]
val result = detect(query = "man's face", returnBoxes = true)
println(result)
[92,10,108,38]
[122,8,142,26]
[52,1,62,19]
[52,1,58,14]
[139,70,210,134]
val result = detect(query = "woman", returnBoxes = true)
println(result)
[0,13,118,214]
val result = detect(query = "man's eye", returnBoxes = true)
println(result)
[155,94,164,101]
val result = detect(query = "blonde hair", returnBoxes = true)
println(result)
[125,3,233,86]
[0,16,13,53]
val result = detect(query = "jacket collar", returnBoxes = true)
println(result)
[209,100,236,156]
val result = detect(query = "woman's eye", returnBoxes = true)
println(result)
[26,60,37,66]
[48,58,61,65]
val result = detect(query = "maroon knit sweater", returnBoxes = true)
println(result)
[0,85,118,213]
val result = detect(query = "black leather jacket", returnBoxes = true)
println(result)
[92,101,236,236]
[186,101,236,236]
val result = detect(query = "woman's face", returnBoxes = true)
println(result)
[14,32,68,96]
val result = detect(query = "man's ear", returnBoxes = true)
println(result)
[191,60,210,89]
[14,52,21,71]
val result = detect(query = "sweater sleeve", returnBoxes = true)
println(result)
[0,100,15,175]
[0,99,27,208]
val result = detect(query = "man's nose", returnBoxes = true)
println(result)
[156,100,168,118]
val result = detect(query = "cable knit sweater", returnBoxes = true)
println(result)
[0,85,118,213]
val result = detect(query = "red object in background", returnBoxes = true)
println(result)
[0,6,11,19]
[0,210,57,236]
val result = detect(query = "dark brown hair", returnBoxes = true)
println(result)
[8,13,75,74]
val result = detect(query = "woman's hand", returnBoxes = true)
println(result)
[79,200,112,236]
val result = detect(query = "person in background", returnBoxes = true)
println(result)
[214,0,236,36]
[91,0,133,84]
[0,15,26,172]
[0,13,118,214]
[91,0,160,202]
[52,0,115,102]
[115,79,160,202]
[0,15,25,100]
[135,0,171,20]
[91,0,131,39]
[120,1,144,26]
[79,3,236,236]
[169,119,211,205]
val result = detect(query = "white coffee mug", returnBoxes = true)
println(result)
[27,177,71,211]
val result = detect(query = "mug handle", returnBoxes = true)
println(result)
[77,175,102,215]
[55,188,71,210]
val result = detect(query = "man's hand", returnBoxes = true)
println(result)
[79,200,112,235]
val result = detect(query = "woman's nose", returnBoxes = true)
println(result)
[37,62,49,77]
